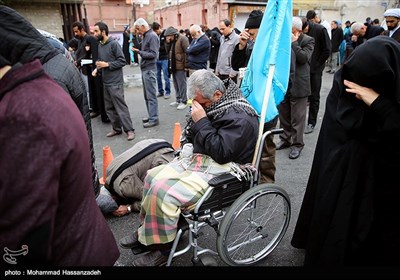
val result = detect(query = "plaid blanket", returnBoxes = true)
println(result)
[137,153,235,246]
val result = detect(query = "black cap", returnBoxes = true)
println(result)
[245,10,263,29]
[164,26,178,36]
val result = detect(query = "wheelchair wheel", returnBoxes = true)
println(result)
[216,184,291,266]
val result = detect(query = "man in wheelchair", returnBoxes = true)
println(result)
[119,69,259,266]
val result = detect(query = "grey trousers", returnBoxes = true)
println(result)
[278,94,308,147]
[141,69,159,122]
[172,70,187,104]
[103,84,134,133]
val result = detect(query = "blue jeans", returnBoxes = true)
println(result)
[156,59,170,95]
[141,69,159,122]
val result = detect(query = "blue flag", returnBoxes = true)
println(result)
[241,0,292,123]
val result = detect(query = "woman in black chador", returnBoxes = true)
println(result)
[291,36,400,266]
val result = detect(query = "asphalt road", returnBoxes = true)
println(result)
[91,65,335,268]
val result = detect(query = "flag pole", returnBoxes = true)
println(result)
[252,64,275,166]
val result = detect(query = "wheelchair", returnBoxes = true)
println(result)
[132,129,291,266]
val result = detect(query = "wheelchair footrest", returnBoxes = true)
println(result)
[131,244,150,255]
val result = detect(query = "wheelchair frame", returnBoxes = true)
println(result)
[133,129,291,266]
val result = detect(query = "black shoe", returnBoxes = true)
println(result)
[143,120,159,128]
[289,147,302,159]
[132,250,168,267]
[119,231,140,249]
[142,117,149,123]
[276,141,290,150]
[156,93,164,98]
[304,124,314,134]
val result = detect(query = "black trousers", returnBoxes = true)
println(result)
[307,71,323,127]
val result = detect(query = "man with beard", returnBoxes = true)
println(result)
[72,21,108,121]
[383,8,400,43]
[92,21,135,141]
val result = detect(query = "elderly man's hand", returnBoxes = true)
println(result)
[191,100,207,122]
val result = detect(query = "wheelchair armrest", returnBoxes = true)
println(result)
[208,173,240,188]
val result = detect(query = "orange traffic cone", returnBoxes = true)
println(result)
[172,122,182,150]
[99,145,114,185]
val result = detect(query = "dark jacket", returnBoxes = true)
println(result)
[158,29,169,60]
[384,28,400,43]
[186,34,211,70]
[97,37,126,86]
[191,110,258,164]
[208,28,221,69]
[139,29,159,71]
[0,59,119,265]
[307,22,332,73]
[331,26,344,52]
[0,6,100,196]
[291,33,315,98]
[352,24,385,49]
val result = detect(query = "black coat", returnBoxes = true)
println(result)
[291,36,400,266]
[307,22,332,73]
[191,110,258,165]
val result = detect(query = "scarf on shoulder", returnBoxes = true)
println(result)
[205,79,258,119]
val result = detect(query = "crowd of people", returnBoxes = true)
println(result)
[0,2,399,268]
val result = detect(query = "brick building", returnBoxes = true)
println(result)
[3,0,400,43]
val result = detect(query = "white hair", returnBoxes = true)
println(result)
[292,16,302,31]
[134,18,149,29]
[190,24,203,34]
[350,22,364,34]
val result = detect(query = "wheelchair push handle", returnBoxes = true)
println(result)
[268,128,284,135]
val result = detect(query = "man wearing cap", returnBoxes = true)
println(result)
[231,9,278,184]
[164,26,190,109]
[383,8,400,43]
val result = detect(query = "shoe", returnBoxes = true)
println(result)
[330,70,336,74]
[142,117,149,123]
[119,231,140,249]
[169,101,179,107]
[325,69,332,73]
[276,141,290,150]
[127,131,135,141]
[304,124,314,134]
[132,250,168,267]
[143,120,159,128]
[157,93,164,98]
[177,103,187,110]
[106,130,122,137]
[289,147,302,159]
[164,94,171,99]
[90,111,100,118]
